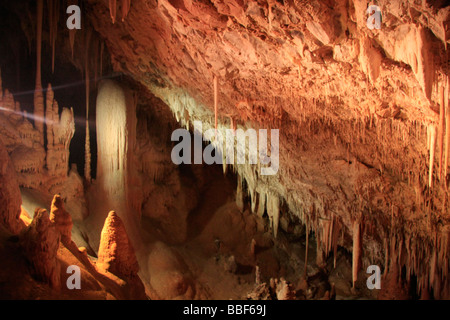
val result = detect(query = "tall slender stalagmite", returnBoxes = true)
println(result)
[84,30,92,183]
[34,0,44,145]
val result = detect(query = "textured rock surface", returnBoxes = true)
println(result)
[97,211,147,299]
[19,208,61,289]
[0,77,75,189]
[84,0,450,297]
[0,140,23,234]
[97,211,140,278]
[49,194,73,244]
[0,0,449,300]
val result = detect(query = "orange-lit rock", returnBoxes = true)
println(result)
[0,140,23,234]
[0,0,449,300]
[97,211,139,278]
[19,208,61,289]
[49,194,73,245]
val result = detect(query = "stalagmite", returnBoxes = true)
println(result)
[19,209,61,290]
[428,125,437,188]
[97,211,139,278]
[352,221,361,288]
[49,194,73,245]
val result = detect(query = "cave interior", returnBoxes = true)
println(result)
[0,0,449,300]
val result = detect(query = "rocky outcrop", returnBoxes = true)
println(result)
[19,208,61,289]
[49,194,73,245]
[0,140,23,234]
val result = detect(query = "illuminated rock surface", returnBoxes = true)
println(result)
[0,0,448,300]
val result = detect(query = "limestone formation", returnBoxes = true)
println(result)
[275,278,296,300]
[20,208,60,289]
[0,140,23,234]
[0,0,450,301]
[49,194,73,245]
[95,80,138,221]
[97,211,139,279]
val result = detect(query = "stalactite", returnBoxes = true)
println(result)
[121,0,131,21]
[229,116,236,134]
[267,194,280,238]
[48,0,59,74]
[214,76,218,137]
[68,1,77,58]
[236,174,244,212]
[69,30,76,58]
[84,30,92,183]
[439,83,445,179]
[257,191,265,218]
[109,0,117,24]
[428,124,437,188]
[352,220,361,288]
[100,42,104,78]
[34,0,44,145]
[250,189,257,213]
[445,75,449,179]
[304,219,309,277]
[45,83,54,148]
[331,217,341,268]
[93,40,99,84]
